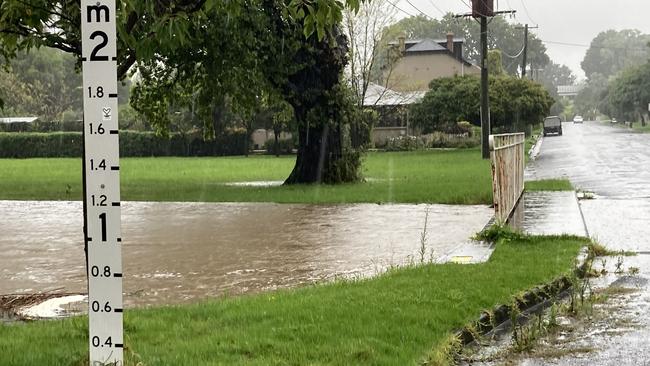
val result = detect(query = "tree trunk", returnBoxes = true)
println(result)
[284,123,342,184]
[273,129,280,157]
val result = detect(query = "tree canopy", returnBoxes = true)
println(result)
[410,75,553,134]
[0,48,81,121]
[0,0,369,184]
[581,29,650,80]
[602,62,650,124]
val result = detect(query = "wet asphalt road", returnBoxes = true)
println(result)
[522,121,650,365]
[526,122,650,252]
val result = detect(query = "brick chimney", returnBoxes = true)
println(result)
[398,34,406,53]
[446,32,454,52]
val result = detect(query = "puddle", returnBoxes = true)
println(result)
[222,181,283,187]
[0,200,492,308]
[509,191,587,237]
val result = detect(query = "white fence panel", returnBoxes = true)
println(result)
[489,133,525,222]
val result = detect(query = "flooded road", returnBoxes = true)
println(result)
[526,122,650,251]
[0,200,492,307]
[520,122,650,364]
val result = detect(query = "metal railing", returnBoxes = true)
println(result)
[489,133,525,222]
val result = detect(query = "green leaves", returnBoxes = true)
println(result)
[411,75,552,133]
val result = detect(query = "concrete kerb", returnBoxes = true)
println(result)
[528,133,543,161]
[453,244,591,351]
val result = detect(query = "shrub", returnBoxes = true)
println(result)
[384,135,426,151]
[0,132,82,157]
[0,129,249,158]
[425,131,480,149]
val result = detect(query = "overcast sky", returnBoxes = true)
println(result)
[402,0,650,81]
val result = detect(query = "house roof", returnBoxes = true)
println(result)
[363,83,425,107]
[0,117,38,123]
[389,38,478,68]
[389,37,467,49]
[405,39,447,53]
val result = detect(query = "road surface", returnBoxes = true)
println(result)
[521,121,650,365]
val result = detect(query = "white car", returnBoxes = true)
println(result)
[573,115,584,124]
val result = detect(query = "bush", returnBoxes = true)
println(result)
[0,129,249,158]
[425,131,480,149]
[0,132,82,157]
[384,136,426,151]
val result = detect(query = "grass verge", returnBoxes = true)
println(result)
[0,150,493,204]
[525,179,573,191]
[0,235,587,365]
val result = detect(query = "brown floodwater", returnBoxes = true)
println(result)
[0,200,492,307]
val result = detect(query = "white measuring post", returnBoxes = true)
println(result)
[81,1,124,364]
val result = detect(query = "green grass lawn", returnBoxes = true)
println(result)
[633,123,650,133]
[0,149,493,204]
[0,235,587,366]
[525,179,574,191]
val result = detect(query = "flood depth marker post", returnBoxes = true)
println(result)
[81,1,124,364]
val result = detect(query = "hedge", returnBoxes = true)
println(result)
[0,130,249,158]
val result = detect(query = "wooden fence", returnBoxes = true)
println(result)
[489,133,525,222]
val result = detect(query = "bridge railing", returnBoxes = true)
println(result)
[489,133,525,222]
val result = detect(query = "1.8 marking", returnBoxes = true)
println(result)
[88,86,104,98]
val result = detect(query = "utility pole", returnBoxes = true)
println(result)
[455,2,515,159]
[515,24,538,78]
[480,15,489,159]
[521,24,528,78]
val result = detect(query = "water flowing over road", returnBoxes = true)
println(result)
[518,121,650,365]
[0,201,492,308]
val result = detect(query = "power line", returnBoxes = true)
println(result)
[519,0,537,26]
[458,0,472,10]
[425,0,447,16]
[402,0,437,19]
[541,39,650,52]
[385,0,416,17]
[498,41,526,58]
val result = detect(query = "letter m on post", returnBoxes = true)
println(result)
[87,4,110,23]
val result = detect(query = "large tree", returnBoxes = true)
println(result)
[603,63,650,126]
[0,48,82,121]
[1,0,366,184]
[581,29,650,80]
[342,0,397,106]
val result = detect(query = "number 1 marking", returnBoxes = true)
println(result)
[99,213,107,242]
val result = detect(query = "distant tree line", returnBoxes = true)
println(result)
[574,29,650,125]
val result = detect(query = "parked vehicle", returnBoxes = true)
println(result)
[543,116,562,136]
[573,115,584,124]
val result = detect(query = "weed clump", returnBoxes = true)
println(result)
[474,224,525,243]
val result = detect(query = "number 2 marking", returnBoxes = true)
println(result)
[89,31,109,61]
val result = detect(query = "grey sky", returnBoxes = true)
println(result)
[401,0,650,81]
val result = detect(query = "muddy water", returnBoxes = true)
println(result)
[0,201,491,307]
